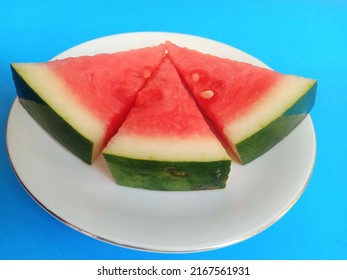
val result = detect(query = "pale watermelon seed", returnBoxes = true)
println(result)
[200,90,214,99]
[192,72,200,82]
[142,67,151,79]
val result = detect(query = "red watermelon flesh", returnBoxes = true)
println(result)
[120,61,217,138]
[47,44,166,146]
[165,41,317,164]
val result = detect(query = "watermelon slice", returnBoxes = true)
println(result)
[11,44,166,164]
[165,41,317,164]
[103,56,231,191]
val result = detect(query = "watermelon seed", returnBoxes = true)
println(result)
[200,90,214,99]
[192,73,200,82]
[142,67,151,79]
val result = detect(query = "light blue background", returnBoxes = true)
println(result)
[1,0,346,260]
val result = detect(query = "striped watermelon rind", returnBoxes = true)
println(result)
[11,65,95,163]
[236,81,317,164]
[103,154,231,191]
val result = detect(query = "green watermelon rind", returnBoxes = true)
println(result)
[103,154,231,191]
[236,81,317,164]
[11,65,94,164]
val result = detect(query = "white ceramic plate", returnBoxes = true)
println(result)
[6,32,316,252]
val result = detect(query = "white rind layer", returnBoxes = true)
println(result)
[225,75,316,144]
[104,133,230,162]
[12,63,105,159]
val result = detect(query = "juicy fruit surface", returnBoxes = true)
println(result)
[47,46,165,123]
[48,44,166,145]
[165,41,282,127]
[115,57,220,138]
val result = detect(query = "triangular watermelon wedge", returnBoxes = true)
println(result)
[11,44,166,164]
[103,56,231,191]
[165,41,317,164]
